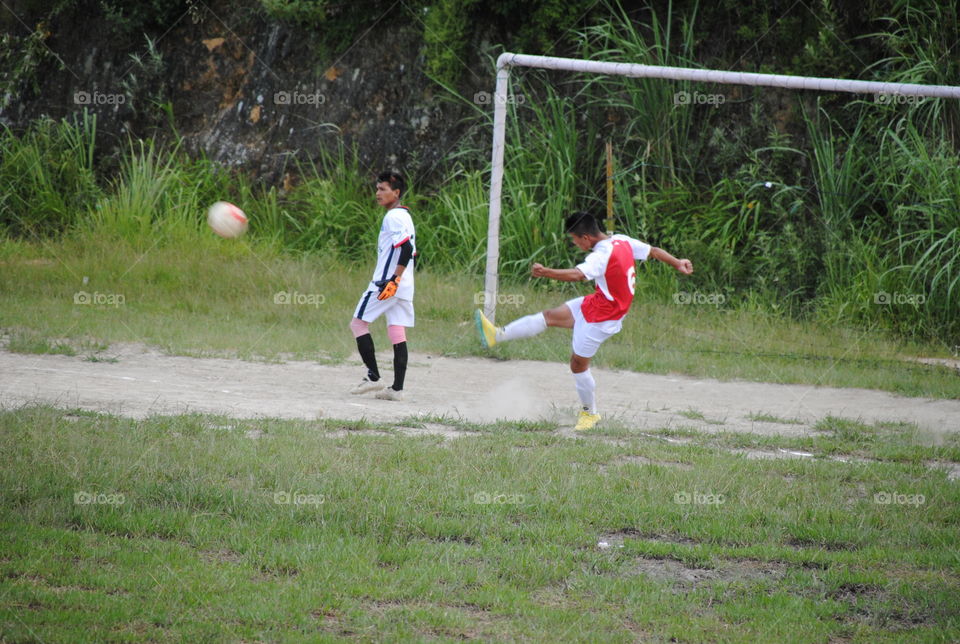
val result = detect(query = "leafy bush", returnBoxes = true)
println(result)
[0,112,101,238]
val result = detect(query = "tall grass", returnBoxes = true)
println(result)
[0,112,101,238]
[499,83,586,272]
[279,146,380,261]
[578,0,699,184]
[3,3,960,344]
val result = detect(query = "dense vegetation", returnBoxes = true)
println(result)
[1,0,957,345]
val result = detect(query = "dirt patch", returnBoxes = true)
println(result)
[3,344,960,436]
[597,529,699,549]
[827,582,885,603]
[925,461,960,481]
[911,357,960,373]
[254,563,299,579]
[628,557,788,588]
[596,528,644,549]
[199,548,243,565]
[395,422,469,440]
[825,582,936,631]
[787,537,860,552]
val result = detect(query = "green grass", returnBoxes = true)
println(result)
[4,328,109,358]
[747,413,805,425]
[677,409,725,425]
[1,236,959,400]
[5,329,78,356]
[1,405,958,641]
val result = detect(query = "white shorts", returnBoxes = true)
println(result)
[565,296,622,358]
[353,290,415,327]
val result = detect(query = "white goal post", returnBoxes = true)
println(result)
[482,52,960,322]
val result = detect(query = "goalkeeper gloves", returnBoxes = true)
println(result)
[375,275,400,300]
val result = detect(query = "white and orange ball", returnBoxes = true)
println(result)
[207,201,248,238]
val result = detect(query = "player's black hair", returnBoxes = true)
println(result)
[565,211,600,236]
[377,171,405,197]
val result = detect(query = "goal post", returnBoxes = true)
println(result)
[482,52,960,323]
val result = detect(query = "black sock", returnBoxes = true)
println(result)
[391,341,408,391]
[356,333,379,381]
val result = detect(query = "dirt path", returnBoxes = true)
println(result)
[1,343,958,437]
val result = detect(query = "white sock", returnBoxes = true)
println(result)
[573,370,596,414]
[498,312,547,342]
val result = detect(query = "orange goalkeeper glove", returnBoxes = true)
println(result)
[375,275,400,300]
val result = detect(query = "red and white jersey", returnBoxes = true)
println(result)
[576,234,651,322]
[369,206,415,300]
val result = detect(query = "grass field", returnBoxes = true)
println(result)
[2,237,959,641]
[2,237,958,400]
[2,406,958,642]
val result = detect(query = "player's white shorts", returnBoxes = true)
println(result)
[565,296,622,358]
[353,290,415,327]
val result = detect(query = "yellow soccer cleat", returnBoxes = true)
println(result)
[574,409,601,431]
[474,309,499,348]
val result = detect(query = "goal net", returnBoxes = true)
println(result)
[481,52,960,327]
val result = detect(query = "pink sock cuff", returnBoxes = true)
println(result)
[349,318,370,338]
[387,325,407,344]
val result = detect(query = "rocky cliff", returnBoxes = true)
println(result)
[1,0,497,184]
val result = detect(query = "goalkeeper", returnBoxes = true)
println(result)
[348,171,416,401]
[475,211,693,430]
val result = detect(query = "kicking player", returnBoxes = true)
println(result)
[475,211,693,430]
[349,171,416,401]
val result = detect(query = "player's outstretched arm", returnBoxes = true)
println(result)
[649,247,693,275]
[531,263,586,282]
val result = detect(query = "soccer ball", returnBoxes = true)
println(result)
[207,201,248,239]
